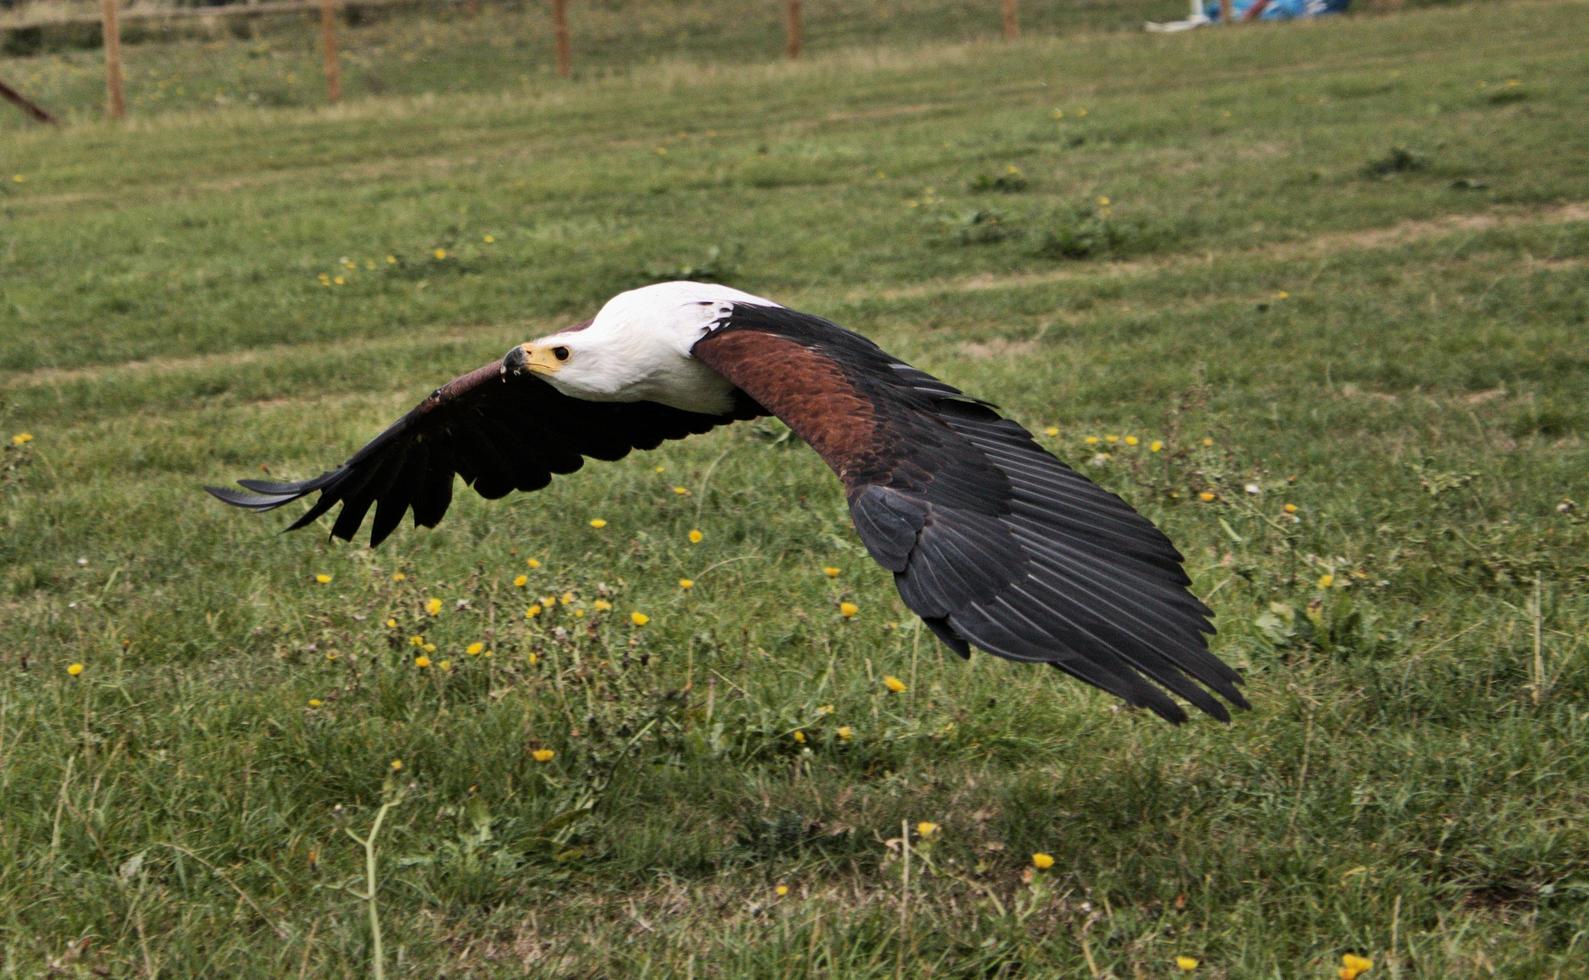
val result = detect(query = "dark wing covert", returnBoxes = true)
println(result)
[207,360,757,547]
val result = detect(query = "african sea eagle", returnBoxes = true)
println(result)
[207,281,1247,723]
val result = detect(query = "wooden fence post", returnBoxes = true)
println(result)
[552,0,571,77]
[784,0,802,59]
[0,77,59,125]
[1218,0,1232,21]
[319,0,342,103]
[100,0,125,119]
[1002,0,1018,40]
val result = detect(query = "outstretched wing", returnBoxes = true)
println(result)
[207,359,758,547]
[692,304,1246,724]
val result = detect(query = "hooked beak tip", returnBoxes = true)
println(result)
[502,344,529,375]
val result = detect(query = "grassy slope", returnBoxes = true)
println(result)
[3,1,1588,975]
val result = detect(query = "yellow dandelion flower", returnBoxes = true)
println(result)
[839,601,859,618]
[1317,573,1335,589]
[415,655,432,668]
[385,255,397,265]
[775,883,790,896]
[1124,435,1139,446]
[1043,426,1060,437]
[1198,491,1216,502]
[511,574,528,588]
[823,566,841,578]
[654,465,666,473]
[11,432,35,446]
[1175,956,1200,971]
[688,529,704,543]
[482,234,496,244]
[526,604,543,619]
[409,634,425,647]
[466,642,485,656]
[424,597,442,616]
[390,759,403,771]
[532,748,555,762]
[67,662,84,676]
[1097,195,1111,207]
[1150,440,1164,453]
[11,174,25,183]
[308,698,323,708]
[560,591,575,605]
[391,571,406,582]
[1341,953,1372,975]
[1201,437,1214,447]
[593,599,613,612]
[315,573,332,584]
[1105,434,1119,444]
[423,642,436,654]
[589,518,607,528]
[679,578,695,590]
[526,558,541,569]
[438,659,453,672]
[883,675,907,693]
[630,611,650,626]
[432,248,448,260]
[817,704,834,715]
[792,730,806,743]
[385,618,398,629]
[1283,503,1299,514]
[573,608,585,618]
[836,725,853,740]
[916,821,939,838]
[1084,435,1100,445]
[332,275,346,286]
[1032,852,1055,870]
[672,485,689,496]
[527,652,540,665]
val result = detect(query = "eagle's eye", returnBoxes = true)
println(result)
[552,346,570,362]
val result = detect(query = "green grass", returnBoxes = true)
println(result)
[3,0,1589,974]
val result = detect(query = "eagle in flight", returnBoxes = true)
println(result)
[208,281,1247,724]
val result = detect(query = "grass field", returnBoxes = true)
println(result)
[4,0,1589,974]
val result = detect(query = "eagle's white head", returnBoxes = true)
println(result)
[505,281,780,415]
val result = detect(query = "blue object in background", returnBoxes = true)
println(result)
[1204,0,1350,21]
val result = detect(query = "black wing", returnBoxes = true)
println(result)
[693,304,1246,724]
[207,360,757,546]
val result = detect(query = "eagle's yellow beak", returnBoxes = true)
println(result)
[503,342,565,376]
